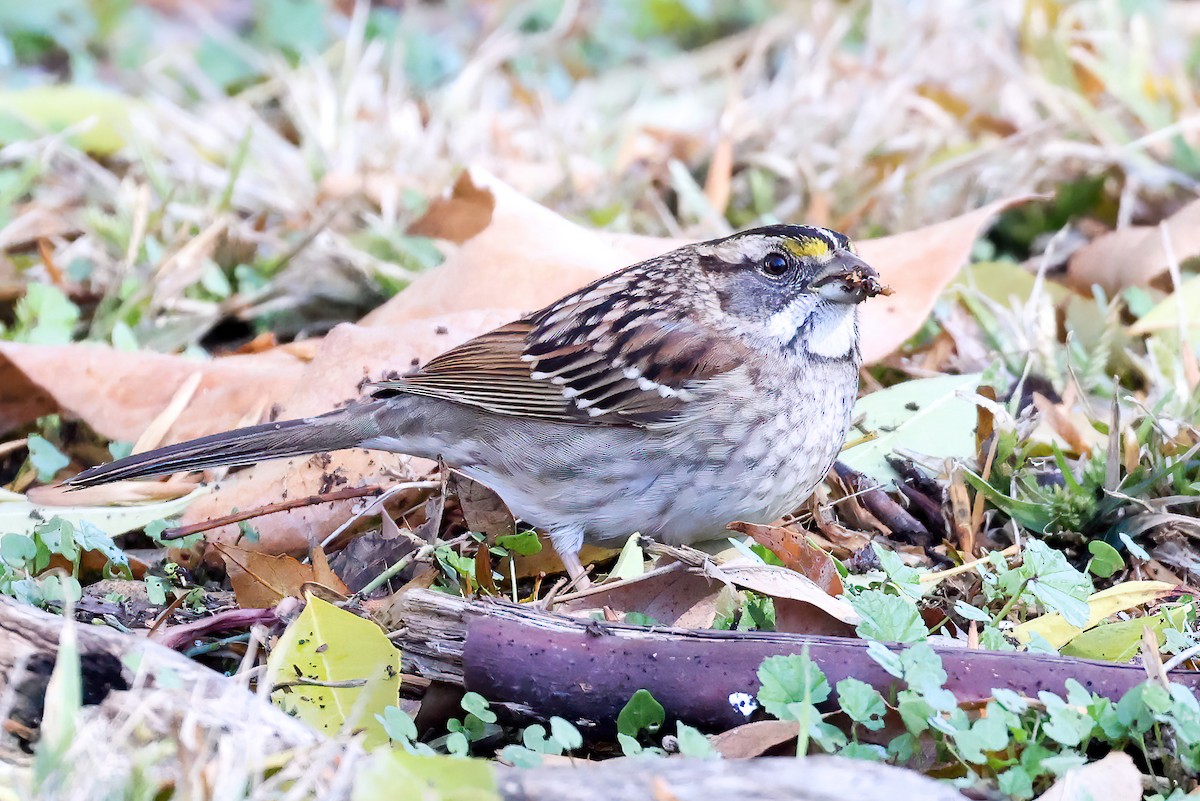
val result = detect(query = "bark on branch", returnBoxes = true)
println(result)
[0,595,317,764]
[394,588,1200,731]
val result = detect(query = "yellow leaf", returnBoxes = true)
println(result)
[266,594,400,748]
[1013,580,1175,649]
[353,749,499,801]
[0,86,132,155]
[1060,613,1168,662]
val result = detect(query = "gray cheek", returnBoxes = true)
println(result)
[718,274,795,322]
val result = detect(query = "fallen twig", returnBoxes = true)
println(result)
[548,562,688,607]
[833,462,928,543]
[160,485,384,540]
[153,606,279,651]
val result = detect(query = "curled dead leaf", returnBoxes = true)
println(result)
[557,564,720,628]
[0,341,303,443]
[216,543,349,609]
[368,167,1032,365]
[705,558,861,627]
[407,170,496,244]
[728,521,844,596]
[183,314,510,557]
[1035,752,1141,801]
[1067,198,1200,293]
[711,720,798,758]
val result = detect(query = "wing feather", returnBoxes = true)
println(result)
[369,268,750,426]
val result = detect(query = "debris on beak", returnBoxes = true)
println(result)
[812,253,892,303]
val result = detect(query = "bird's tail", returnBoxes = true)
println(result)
[64,401,387,489]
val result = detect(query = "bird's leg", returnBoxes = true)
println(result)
[559,549,592,590]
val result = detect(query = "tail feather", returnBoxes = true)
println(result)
[64,403,384,489]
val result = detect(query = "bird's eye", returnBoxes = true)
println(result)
[761,253,790,277]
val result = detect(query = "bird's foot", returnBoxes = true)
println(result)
[560,550,592,591]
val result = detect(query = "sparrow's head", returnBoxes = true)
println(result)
[687,225,888,358]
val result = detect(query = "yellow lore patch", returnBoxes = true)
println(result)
[782,237,831,259]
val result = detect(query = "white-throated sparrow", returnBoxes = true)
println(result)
[67,226,888,583]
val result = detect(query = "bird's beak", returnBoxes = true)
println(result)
[810,251,892,304]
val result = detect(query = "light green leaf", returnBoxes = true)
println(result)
[0,86,132,155]
[498,744,542,768]
[521,724,562,756]
[617,689,665,737]
[13,284,79,345]
[675,723,719,758]
[954,600,992,622]
[1038,690,1095,747]
[352,748,498,801]
[873,544,926,599]
[0,486,207,538]
[1086,540,1125,578]
[617,733,643,756]
[1129,274,1200,348]
[756,653,830,720]
[26,435,69,482]
[1061,613,1169,662]
[376,706,418,743]
[267,594,401,748]
[609,533,646,580]
[549,717,582,751]
[851,590,929,643]
[836,677,887,731]
[841,373,982,486]
[494,530,541,556]
[461,692,496,724]
[144,576,168,605]
[1,534,36,568]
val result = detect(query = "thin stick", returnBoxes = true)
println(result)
[272,678,367,690]
[919,543,1020,585]
[549,561,688,607]
[1164,643,1200,673]
[160,485,384,541]
[317,480,439,550]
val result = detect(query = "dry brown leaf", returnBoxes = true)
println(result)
[26,478,199,506]
[328,508,420,594]
[450,473,516,538]
[501,536,620,582]
[0,204,81,251]
[710,720,798,758]
[309,544,349,594]
[1030,392,1106,455]
[1067,198,1200,293]
[728,521,843,596]
[368,167,1030,364]
[407,171,496,244]
[185,313,511,557]
[558,567,720,628]
[774,598,859,637]
[854,196,1035,362]
[0,341,303,443]
[1034,752,1141,801]
[216,543,349,608]
[706,559,861,626]
[362,168,638,328]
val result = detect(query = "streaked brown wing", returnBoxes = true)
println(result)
[370,270,750,426]
[372,320,579,421]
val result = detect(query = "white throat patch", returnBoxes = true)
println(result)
[804,304,858,359]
